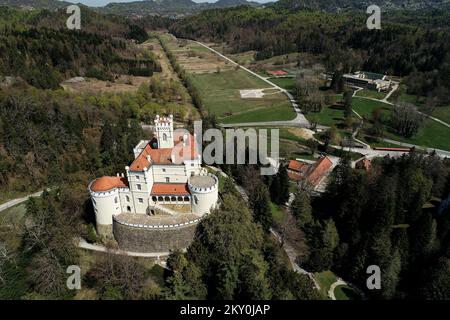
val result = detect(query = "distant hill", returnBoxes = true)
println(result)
[101,0,262,17]
[272,0,450,12]
[0,0,71,10]
[213,0,261,8]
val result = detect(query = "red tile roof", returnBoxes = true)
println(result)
[288,160,307,173]
[129,134,198,171]
[151,183,190,195]
[90,176,129,192]
[267,70,288,76]
[287,157,333,186]
[307,156,333,186]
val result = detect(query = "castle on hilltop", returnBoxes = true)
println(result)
[88,115,218,253]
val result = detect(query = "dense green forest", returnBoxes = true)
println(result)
[302,154,450,299]
[0,6,156,88]
[169,7,450,104]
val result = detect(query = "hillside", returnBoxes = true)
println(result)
[0,6,155,89]
[0,0,70,9]
[169,6,450,104]
[272,0,450,12]
[101,0,262,17]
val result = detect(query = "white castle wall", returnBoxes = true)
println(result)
[188,173,219,216]
[89,187,122,226]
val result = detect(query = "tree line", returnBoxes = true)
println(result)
[169,6,450,105]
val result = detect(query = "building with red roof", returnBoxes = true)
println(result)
[287,156,334,188]
[267,70,288,76]
[88,115,218,235]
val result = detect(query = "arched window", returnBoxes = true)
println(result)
[152,196,157,202]
[171,196,176,202]
[184,196,190,202]
[163,133,167,141]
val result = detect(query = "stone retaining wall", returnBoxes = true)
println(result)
[113,220,197,252]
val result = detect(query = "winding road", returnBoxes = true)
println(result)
[0,190,46,213]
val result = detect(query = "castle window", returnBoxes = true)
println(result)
[138,198,143,203]
[114,197,118,204]
[165,177,170,183]
[126,196,130,202]
[163,133,167,141]
[137,184,141,190]
[194,195,198,205]
[136,175,140,180]
[162,168,166,172]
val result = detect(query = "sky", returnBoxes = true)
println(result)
[65,0,274,8]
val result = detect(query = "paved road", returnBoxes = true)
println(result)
[380,138,450,158]
[194,41,310,128]
[328,279,347,300]
[0,190,45,213]
[78,238,170,259]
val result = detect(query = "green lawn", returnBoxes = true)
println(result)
[431,106,450,125]
[268,77,296,91]
[305,105,346,127]
[271,202,287,226]
[352,97,392,119]
[188,69,296,123]
[385,118,450,151]
[334,285,360,300]
[314,270,337,299]
[355,89,386,100]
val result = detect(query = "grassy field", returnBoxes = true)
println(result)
[162,34,296,124]
[334,285,360,300]
[188,70,296,123]
[268,77,296,91]
[305,105,347,127]
[385,118,450,151]
[314,270,337,299]
[271,202,287,226]
[352,97,392,118]
[431,105,450,125]
[355,89,386,100]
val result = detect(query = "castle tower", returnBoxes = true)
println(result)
[154,114,174,149]
[188,173,219,216]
